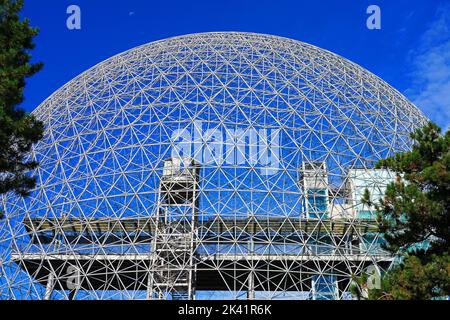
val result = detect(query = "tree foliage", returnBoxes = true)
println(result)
[0,0,43,205]
[358,122,450,300]
[376,122,450,256]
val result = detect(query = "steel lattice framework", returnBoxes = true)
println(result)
[0,32,428,300]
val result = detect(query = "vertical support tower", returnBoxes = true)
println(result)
[148,157,200,300]
[301,162,330,219]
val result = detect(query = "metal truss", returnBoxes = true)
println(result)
[0,32,428,300]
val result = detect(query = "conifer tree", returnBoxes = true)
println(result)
[0,0,44,220]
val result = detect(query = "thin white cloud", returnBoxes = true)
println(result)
[407,5,450,131]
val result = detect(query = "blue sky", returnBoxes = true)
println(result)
[20,0,450,130]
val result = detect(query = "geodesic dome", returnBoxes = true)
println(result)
[0,32,428,300]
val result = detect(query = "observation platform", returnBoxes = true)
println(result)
[10,216,393,293]
[22,216,381,240]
